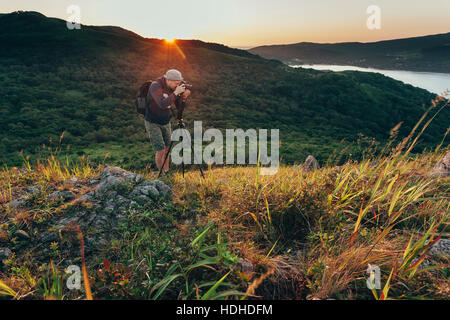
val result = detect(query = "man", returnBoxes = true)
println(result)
[145,69,191,174]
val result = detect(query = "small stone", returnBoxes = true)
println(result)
[8,198,24,209]
[239,258,254,274]
[67,177,79,185]
[0,247,12,259]
[40,232,59,243]
[136,195,151,204]
[100,166,136,182]
[48,191,76,202]
[430,151,450,178]
[14,230,30,240]
[137,184,160,198]
[104,199,116,212]
[95,176,123,195]
[151,180,171,197]
[303,155,320,171]
[429,239,450,257]
[24,185,39,194]
[89,179,100,185]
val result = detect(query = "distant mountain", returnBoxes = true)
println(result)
[249,33,450,73]
[0,11,448,168]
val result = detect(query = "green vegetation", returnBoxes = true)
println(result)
[0,12,449,300]
[0,112,448,299]
[0,11,448,170]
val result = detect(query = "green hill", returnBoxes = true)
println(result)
[249,33,450,73]
[0,11,448,169]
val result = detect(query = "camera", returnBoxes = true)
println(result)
[181,81,193,91]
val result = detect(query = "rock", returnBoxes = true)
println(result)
[68,177,79,184]
[7,198,24,209]
[100,166,136,181]
[55,215,80,229]
[39,231,59,243]
[24,185,39,194]
[131,182,160,198]
[89,179,100,185]
[95,175,124,195]
[136,195,151,204]
[303,155,320,171]
[429,239,450,257]
[48,190,76,202]
[430,151,450,178]
[28,166,172,263]
[79,191,94,202]
[151,180,171,197]
[134,174,143,183]
[239,258,254,274]
[0,247,12,259]
[104,198,116,213]
[14,230,30,240]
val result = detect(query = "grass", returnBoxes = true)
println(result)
[0,96,449,300]
[171,149,448,299]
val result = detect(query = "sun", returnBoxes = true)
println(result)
[164,38,176,44]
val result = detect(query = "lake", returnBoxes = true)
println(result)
[290,64,450,95]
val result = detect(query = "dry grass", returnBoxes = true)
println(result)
[0,94,448,300]
[171,144,449,299]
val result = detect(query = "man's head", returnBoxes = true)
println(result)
[164,69,183,90]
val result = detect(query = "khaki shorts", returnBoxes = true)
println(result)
[144,120,172,151]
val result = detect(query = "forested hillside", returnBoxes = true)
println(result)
[0,11,448,169]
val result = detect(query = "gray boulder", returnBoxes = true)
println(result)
[304,155,320,171]
[53,166,170,240]
[31,166,172,261]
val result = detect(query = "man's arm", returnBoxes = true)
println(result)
[148,81,175,110]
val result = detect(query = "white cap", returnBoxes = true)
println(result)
[164,69,183,81]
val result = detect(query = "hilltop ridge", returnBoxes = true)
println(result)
[249,32,450,73]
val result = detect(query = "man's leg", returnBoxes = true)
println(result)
[161,122,172,174]
[145,120,166,171]
[155,149,165,171]
[162,146,170,172]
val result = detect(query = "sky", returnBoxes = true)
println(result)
[1,0,449,47]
